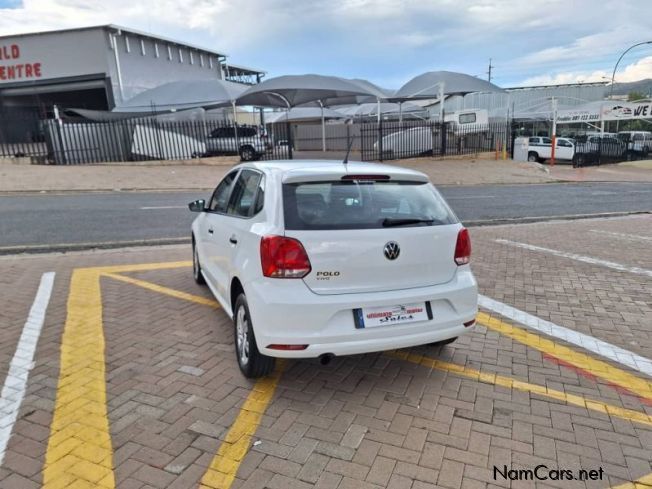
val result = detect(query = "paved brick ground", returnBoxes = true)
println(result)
[0,216,651,488]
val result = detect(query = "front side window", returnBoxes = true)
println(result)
[283,180,457,230]
[227,170,264,217]
[208,171,238,213]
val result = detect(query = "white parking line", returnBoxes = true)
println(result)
[445,195,496,200]
[495,239,652,278]
[139,205,187,210]
[479,294,652,377]
[0,272,55,466]
[590,230,652,242]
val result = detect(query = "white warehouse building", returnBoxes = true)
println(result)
[0,24,263,114]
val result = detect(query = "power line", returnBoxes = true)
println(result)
[487,58,493,83]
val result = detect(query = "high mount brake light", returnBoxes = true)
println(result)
[341,174,390,181]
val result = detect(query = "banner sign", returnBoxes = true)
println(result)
[557,101,652,124]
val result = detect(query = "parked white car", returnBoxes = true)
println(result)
[527,136,575,162]
[189,161,478,377]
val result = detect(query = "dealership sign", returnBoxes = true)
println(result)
[557,101,652,124]
[0,44,42,81]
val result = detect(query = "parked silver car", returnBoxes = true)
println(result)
[205,126,270,161]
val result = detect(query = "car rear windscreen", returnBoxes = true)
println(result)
[283,180,457,230]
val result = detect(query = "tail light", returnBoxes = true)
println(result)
[260,236,311,278]
[454,228,471,265]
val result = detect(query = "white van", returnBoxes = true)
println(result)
[617,131,652,156]
[442,109,489,133]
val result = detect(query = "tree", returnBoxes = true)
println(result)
[627,91,647,101]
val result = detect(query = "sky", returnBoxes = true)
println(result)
[1,0,651,90]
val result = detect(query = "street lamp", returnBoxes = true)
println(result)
[609,41,652,99]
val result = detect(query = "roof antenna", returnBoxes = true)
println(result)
[343,132,354,165]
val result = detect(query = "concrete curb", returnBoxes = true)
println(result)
[0,237,191,256]
[464,210,651,227]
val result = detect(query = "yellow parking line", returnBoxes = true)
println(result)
[44,269,115,489]
[389,351,652,427]
[476,312,652,400]
[199,362,285,489]
[103,272,219,308]
[611,473,652,488]
[93,260,192,274]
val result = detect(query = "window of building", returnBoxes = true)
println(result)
[179,48,184,63]
[189,51,194,65]
[167,45,172,61]
[200,54,204,67]
[209,57,213,69]
[154,43,159,58]
[125,35,130,53]
[140,39,146,56]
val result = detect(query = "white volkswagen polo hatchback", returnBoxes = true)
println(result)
[189,161,477,378]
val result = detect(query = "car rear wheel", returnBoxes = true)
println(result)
[192,239,206,285]
[234,293,275,378]
[239,145,257,162]
[527,152,539,162]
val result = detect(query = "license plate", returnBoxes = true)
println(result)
[354,302,431,329]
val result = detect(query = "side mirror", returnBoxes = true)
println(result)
[188,199,206,213]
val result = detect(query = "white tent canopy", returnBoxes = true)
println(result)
[113,80,248,113]
[265,107,347,123]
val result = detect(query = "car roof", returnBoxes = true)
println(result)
[238,160,429,182]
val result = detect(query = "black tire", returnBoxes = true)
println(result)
[239,145,257,162]
[428,337,457,347]
[233,293,275,378]
[527,152,539,162]
[192,238,206,285]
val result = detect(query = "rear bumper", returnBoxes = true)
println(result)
[245,267,478,358]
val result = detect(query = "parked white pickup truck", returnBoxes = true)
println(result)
[526,137,575,163]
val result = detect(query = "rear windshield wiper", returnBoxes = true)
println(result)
[382,217,434,227]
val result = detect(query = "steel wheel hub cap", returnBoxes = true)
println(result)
[236,306,250,366]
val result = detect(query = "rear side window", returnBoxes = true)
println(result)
[283,180,457,230]
[239,127,257,137]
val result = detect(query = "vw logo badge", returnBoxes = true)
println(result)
[383,241,400,260]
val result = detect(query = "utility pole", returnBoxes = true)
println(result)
[487,58,493,83]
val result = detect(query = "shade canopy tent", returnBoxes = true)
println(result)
[236,74,384,108]
[237,74,388,151]
[392,71,503,121]
[265,107,347,124]
[336,101,424,118]
[113,80,248,113]
[394,71,503,100]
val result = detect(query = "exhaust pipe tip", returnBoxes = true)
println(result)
[319,353,335,366]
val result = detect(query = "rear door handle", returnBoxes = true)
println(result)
[208,228,214,234]
[229,235,238,245]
